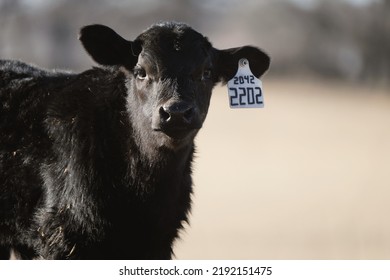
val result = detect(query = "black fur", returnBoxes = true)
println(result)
[0,22,270,259]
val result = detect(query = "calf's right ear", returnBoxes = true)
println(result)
[79,24,140,68]
[214,46,270,84]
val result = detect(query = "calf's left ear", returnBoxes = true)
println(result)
[79,24,140,68]
[214,46,270,84]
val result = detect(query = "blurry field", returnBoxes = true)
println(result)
[174,78,390,259]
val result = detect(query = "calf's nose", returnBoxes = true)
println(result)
[159,101,195,125]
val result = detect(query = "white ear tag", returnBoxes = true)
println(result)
[227,58,264,108]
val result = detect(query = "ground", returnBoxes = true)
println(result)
[174,78,390,259]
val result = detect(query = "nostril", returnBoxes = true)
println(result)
[159,106,171,122]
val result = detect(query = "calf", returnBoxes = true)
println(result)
[0,22,270,259]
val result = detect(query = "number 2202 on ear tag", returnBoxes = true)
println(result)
[227,58,264,108]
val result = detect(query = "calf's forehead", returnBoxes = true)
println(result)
[136,24,213,75]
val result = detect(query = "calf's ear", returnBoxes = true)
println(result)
[79,24,140,68]
[214,46,270,84]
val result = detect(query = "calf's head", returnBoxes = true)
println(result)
[79,22,270,151]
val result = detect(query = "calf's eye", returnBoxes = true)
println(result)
[134,67,147,80]
[202,69,212,80]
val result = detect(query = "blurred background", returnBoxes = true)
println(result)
[1,0,389,259]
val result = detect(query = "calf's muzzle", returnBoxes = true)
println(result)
[155,100,201,139]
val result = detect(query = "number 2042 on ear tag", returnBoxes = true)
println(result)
[227,58,264,108]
